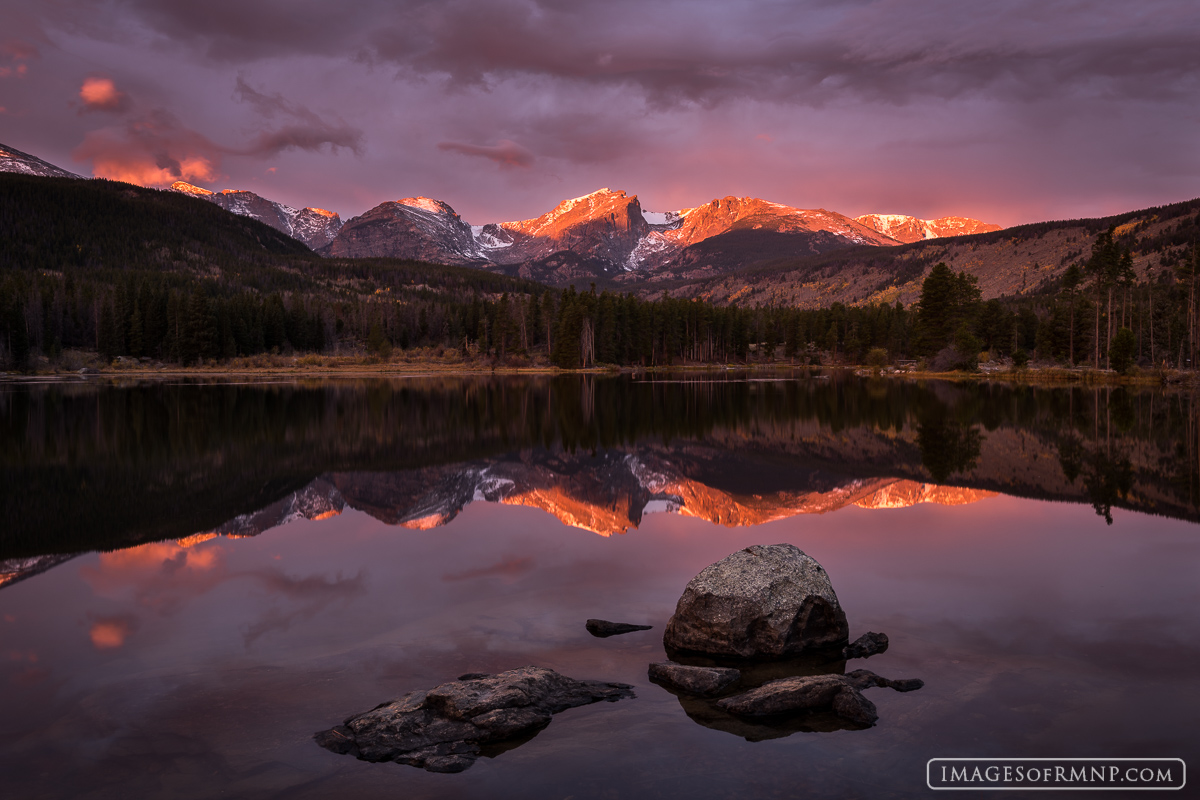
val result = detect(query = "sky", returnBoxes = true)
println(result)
[0,0,1198,227]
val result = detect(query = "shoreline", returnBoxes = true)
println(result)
[0,360,1193,387]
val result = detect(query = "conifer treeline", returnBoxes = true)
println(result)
[3,172,1200,371]
[3,235,1199,371]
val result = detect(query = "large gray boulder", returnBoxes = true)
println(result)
[663,544,849,658]
[314,666,634,773]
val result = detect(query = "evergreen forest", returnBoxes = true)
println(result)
[2,172,1199,373]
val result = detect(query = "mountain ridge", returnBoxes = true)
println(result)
[171,181,343,250]
[0,140,999,284]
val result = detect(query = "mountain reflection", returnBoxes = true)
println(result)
[2,373,1199,572]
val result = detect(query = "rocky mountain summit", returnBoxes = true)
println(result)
[0,143,82,179]
[855,213,1001,243]
[0,140,1001,283]
[319,188,954,284]
[171,181,342,250]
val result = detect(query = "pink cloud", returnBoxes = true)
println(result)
[73,109,224,186]
[79,76,130,112]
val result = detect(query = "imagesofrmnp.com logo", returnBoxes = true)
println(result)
[927,759,1186,791]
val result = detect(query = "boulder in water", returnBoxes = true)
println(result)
[648,662,741,697]
[314,666,634,773]
[663,544,849,659]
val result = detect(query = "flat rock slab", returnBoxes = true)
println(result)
[586,619,653,637]
[648,662,741,697]
[843,631,889,659]
[716,669,923,728]
[664,544,849,658]
[314,666,635,773]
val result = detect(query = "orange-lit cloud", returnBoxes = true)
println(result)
[73,109,225,186]
[79,76,130,112]
[88,615,137,649]
[438,139,534,168]
[82,539,227,613]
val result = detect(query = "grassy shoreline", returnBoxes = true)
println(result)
[1,354,1194,387]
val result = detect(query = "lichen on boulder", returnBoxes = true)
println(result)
[663,544,850,659]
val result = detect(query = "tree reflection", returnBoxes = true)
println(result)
[916,405,983,484]
[1,373,1197,559]
[1058,433,1133,525]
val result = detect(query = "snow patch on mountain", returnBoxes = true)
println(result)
[0,143,82,179]
[624,231,674,270]
[171,181,343,249]
[855,213,1001,244]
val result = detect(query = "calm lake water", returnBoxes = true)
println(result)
[1,372,1197,799]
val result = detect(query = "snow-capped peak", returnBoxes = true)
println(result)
[0,143,82,180]
[171,180,214,196]
[398,197,453,215]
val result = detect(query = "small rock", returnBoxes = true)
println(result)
[843,631,889,659]
[716,668,922,727]
[314,666,634,773]
[663,544,849,658]
[648,662,741,697]
[846,668,923,693]
[586,619,653,637]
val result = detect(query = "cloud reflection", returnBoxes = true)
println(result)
[241,568,367,646]
[88,614,138,650]
[442,556,535,582]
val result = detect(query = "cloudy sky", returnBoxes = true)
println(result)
[1,0,1197,226]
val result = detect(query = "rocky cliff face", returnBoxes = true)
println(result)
[321,196,486,264]
[322,189,918,284]
[171,182,343,250]
[855,213,1001,244]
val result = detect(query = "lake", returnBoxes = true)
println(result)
[1,372,1197,799]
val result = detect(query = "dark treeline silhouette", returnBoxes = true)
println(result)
[3,375,1199,557]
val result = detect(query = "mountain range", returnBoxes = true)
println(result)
[0,141,999,282]
[171,181,344,250]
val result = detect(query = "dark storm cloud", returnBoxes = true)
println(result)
[233,77,365,156]
[438,139,534,167]
[9,0,1198,224]
[39,0,1200,108]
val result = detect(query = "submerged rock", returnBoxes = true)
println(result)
[715,668,922,728]
[663,544,849,658]
[314,666,635,773]
[648,662,741,697]
[843,631,889,660]
[586,619,653,637]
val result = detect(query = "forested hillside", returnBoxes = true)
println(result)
[2,173,1199,373]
